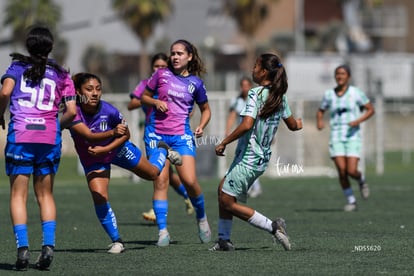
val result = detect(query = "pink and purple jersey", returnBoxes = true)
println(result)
[146,68,208,135]
[129,79,154,124]
[1,61,76,145]
[69,100,124,168]
[130,79,148,99]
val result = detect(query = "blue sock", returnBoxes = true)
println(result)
[42,220,56,247]
[190,194,206,220]
[13,224,29,249]
[173,183,189,199]
[149,148,167,173]
[153,200,168,231]
[95,202,120,242]
[343,187,354,197]
[218,218,233,241]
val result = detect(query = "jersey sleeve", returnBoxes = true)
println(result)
[355,87,370,106]
[146,69,161,94]
[130,80,147,99]
[240,89,259,119]
[67,105,83,129]
[194,81,208,105]
[1,62,20,84]
[109,104,124,127]
[319,89,332,110]
[60,74,76,101]
[281,95,292,119]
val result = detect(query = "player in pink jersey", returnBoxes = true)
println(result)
[128,52,194,222]
[0,26,77,271]
[141,40,212,246]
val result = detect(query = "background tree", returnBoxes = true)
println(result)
[3,0,61,48]
[222,0,276,72]
[81,45,113,93]
[112,0,173,79]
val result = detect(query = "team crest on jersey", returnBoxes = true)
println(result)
[100,120,108,131]
[188,83,195,94]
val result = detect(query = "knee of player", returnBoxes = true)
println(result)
[346,169,359,178]
[153,179,170,190]
[146,167,165,180]
[147,172,159,180]
[337,168,347,177]
[218,196,234,211]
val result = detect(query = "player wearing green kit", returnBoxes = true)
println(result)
[317,64,375,212]
[210,53,302,251]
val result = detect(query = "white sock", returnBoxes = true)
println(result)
[217,219,233,241]
[347,195,356,204]
[247,211,273,233]
[159,228,168,236]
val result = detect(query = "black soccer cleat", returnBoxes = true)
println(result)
[35,245,54,270]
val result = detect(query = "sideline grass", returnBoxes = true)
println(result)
[0,155,413,275]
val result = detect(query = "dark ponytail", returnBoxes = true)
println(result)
[258,53,288,119]
[10,26,66,86]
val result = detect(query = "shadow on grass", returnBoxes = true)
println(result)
[0,263,53,272]
[0,263,14,271]
[294,208,343,212]
[55,248,102,253]
[124,240,178,246]
[118,222,157,227]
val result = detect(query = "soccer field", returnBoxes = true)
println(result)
[0,154,412,275]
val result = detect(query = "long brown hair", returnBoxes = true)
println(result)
[168,39,207,77]
[258,53,288,119]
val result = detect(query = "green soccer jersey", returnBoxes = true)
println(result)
[233,86,292,171]
[320,85,370,142]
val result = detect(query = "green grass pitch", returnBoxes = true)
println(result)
[0,153,412,275]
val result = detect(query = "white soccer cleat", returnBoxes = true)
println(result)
[271,218,291,251]
[344,203,357,212]
[198,217,212,243]
[360,183,370,199]
[157,229,171,247]
[158,141,182,166]
[107,241,125,254]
